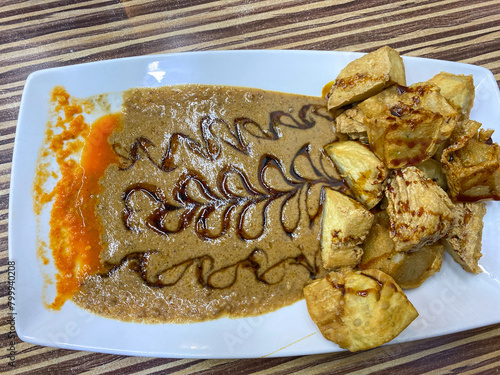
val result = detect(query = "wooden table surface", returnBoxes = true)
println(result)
[1,1,500,374]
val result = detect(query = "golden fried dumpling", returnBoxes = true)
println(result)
[386,166,455,252]
[358,82,458,169]
[442,120,500,201]
[444,202,486,274]
[327,46,406,111]
[320,188,374,269]
[324,141,388,209]
[304,267,418,352]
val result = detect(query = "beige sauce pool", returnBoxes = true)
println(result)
[72,84,343,323]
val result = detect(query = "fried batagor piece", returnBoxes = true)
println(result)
[386,166,455,252]
[359,211,400,274]
[324,141,388,209]
[415,158,448,190]
[358,82,458,169]
[392,243,445,289]
[442,120,500,201]
[334,107,369,143]
[327,46,406,111]
[320,189,374,270]
[304,267,418,352]
[444,202,486,274]
[428,72,475,161]
[360,211,445,289]
[428,72,475,126]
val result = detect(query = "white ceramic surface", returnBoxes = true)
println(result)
[9,50,500,358]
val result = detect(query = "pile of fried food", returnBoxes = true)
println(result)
[305,46,500,352]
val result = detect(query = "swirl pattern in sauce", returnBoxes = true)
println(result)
[72,84,344,323]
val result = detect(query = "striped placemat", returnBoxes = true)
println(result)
[1,0,499,373]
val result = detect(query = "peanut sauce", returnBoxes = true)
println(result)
[36,84,345,323]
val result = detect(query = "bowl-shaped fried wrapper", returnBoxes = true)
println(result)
[304,268,418,352]
[358,83,458,169]
[327,46,406,111]
[391,243,445,289]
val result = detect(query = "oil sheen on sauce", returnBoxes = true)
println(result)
[37,84,345,323]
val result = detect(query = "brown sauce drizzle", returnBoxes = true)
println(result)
[359,272,384,287]
[101,248,321,290]
[122,147,343,242]
[334,73,373,89]
[65,85,343,322]
[114,104,332,172]
[94,89,343,301]
[118,102,342,244]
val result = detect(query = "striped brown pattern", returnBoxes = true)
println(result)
[1,0,500,373]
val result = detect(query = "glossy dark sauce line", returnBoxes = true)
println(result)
[108,102,341,291]
[120,104,342,241]
[101,248,322,290]
[122,150,342,241]
[114,104,333,172]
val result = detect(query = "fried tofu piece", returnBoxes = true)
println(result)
[392,243,445,289]
[358,82,458,169]
[415,158,448,190]
[320,189,374,269]
[429,73,475,162]
[428,72,475,126]
[327,46,406,111]
[334,107,369,143]
[324,141,388,209]
[444,202,486,274]
[386,167,455,252]
[359,211,445,289]
[359,211,402,274]
[304,267,418,352]
[335,111,368,145]
[442,120,500,201]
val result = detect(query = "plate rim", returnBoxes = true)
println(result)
[8,49,500,358]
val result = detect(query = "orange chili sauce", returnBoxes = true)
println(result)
[44,87,121,309]
[321,80,335,99]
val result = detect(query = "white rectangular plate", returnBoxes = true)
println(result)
[9,50,500,358]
